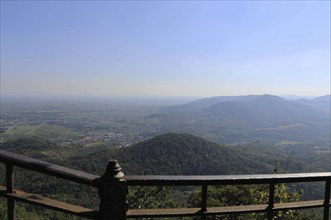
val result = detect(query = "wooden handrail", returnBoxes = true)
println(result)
[0,149,100,187]
[125,172,331,185]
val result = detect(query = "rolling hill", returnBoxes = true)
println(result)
[64,133,310,176]
[153,95,330,143]
[296,95,331,114]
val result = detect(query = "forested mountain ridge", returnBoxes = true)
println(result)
[198,95,327,126]
[161,94,330,114]
[152,95,330,143]
[160,95,261,113]
[296,95,330,114]
[112,133,273,175]
[64,133,313,176]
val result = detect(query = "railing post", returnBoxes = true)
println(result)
[267,183,275,220]
[324,179,330,220]
[200,184,207,220]
[99,160,127,220]
[6,164,15,220]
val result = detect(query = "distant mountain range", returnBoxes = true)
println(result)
[296,95,330,114]
[162,94,330,114]
[150,95,330,144]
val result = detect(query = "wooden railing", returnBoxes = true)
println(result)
[0,149,330,220]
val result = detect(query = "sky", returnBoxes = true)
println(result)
[1,1,330,98]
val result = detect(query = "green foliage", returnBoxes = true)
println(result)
[112,133,276,175]
[0,199,5,220]
[0,137,55,159]
[187,183,313,220]
[0,199,31,220]
[128,186,180,209]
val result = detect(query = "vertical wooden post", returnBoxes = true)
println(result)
[324,179,330,220]
[267,183,275,220]
[6,164,15,220]
[99,160,127,220]
[200,184,207,220]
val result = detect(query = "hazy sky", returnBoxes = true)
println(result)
[1,1,330,97]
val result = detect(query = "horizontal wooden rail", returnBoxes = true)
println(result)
[127,200,329,218]
[0,149,100,187]
[0,185,98,219]
[125,172,331,185]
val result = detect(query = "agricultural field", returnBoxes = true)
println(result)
[0,124,80,143]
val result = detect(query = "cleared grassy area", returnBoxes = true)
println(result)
[0,124,80,142]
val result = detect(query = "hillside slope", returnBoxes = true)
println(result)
[296,95,331,114]
[153,95,330,143]
[68,133,303,175]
